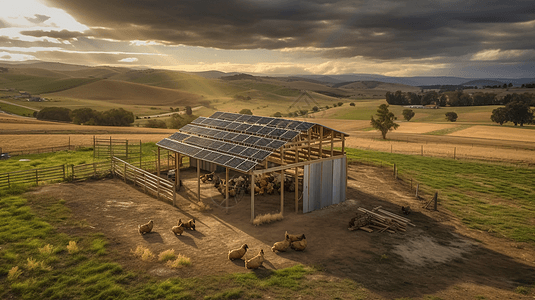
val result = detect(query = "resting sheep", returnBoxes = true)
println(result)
[271,236,290,252]
[245,249,264,269]
[138,220,153,235]
[285,231,305,242]
[182,218,196,230]
[171,223,184,236]
[290,235,307,251]
[228,244,248,260]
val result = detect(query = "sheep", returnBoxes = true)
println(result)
[245,249,265,269]
[171,222,184,235]
[290,235,307,251]
[182,218,196,230]
[285,231,305,242]
[271,236,290,252]
[401,206,411,215]
[228,244,248,260]
[138,220,153,234]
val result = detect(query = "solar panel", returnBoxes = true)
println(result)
[231,134,249,143]
[295,122,315,131]
[218,143,234,152]
[246,116,262,124]
[239,148,258,157]
[252,150,271,161]
[267,118,285,127]
[256,117,274,125]
[228,145,247,155]
[254,138,272,147]
[226,157,245,168]
[208,140,225,149]
[220,112,237,121]
[195,149,212,159]
[267,129,287,138]
[225,122,241,130]
[180,124,195,132]
[285,122,301,130]
[245,125,262,134]
[280,130,300,140]
[235,123,251,132]
[236,114,252,122]
[213,131,228,139]
[222,132,239,140]
[210,112,224,119]
[256,126,274,135]
[266,140,286,150]
[168,132,190,142]
[236,160,256,172]
[243,136,261,146]
[214,154,233,165]
[204,151,221,162]
[276,120,292,128]
[191,117,206,125]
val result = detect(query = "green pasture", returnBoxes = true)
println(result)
[0,102,35,117]
[345,148,535,243]
[0,74,100,94]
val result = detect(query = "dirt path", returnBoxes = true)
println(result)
[31,164,535,299]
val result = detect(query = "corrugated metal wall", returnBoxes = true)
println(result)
[189,158,225,173]
[302,156,346,213]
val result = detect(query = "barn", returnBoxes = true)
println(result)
[156,111,349,222]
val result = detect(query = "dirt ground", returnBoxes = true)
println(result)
[32,164,535,299]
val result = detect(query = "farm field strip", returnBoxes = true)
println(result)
[450,125,535,142]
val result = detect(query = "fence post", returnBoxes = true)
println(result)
[157,177,160,199]
[72,165,75,180]
[143,173,147,193]
[35,169,39,185]
[124,162,127,183]
[416,184,419,199]
[454,147,456,160]
[7,173,10,188]
[421,145,423,156]
[393,163,396,177]
[93,162,97,178]
[63,165,66,180]
[433,192,438,211]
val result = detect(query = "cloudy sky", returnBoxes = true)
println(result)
[1,0,534,77]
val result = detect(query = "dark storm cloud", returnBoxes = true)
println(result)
[25,14,51,24]
[43,0,535,60]
[20,29,86,40]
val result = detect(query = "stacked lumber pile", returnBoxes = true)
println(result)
[348,206,415,234]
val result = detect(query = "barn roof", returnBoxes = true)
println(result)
[156,112,348,173]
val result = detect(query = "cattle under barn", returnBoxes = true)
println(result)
[156,111,349,222]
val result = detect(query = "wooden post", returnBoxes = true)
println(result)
[93,136,96,159]
[124,162,127,182]
[421,145,423,156]
[72,164,75,180]
[7,173,10,188]
[454,147,456,160]
[307,130,312,160]
[157,177,160,199]
[280,147,284,214]
[341,135,345,155]
[197,159,200,202]
[176,153,181,190]
[63,164,66,180]
[139,141,142,168]
[157,147,161,177]
[295,143,298,213]
[110,136,112,158]
[393,163,396,176]
[434,192,438,211]
[410,178,412,190]
[226,167,229,213]
[143,173,147,193]
[319,127,323,159]
[251,174,255,222]
[35,170,38,185]
[167,150,170,171]
[330,131,334,157]
[416,184,419,199]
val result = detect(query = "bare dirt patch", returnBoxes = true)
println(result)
[30,164,535,299]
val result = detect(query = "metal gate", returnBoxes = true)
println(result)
[302,156,346,213]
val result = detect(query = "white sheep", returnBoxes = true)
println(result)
[245,249,264,269]
[290,235,307,251]
[138,220,153,235]
[271,236,290,252]
[285,231,305,242]
[182,218,195,230]
[228,244,248,260]
[171,222,184,236]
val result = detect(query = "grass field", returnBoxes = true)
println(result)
[345,148,535,243]
[0,102,35,117]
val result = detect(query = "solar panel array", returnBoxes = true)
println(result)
[159,112,318,173]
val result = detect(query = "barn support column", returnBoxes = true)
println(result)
[197,159,200,202]
[330,131,334,157]
[225,167,229,213]
[295,143,299,213]
[307,130,312,160]
[250,174,255,222]
[319,127,323,159]
[280,147,284,215]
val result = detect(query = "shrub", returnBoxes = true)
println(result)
[36,107,72,122]
[445,111,458,122]
[166,254,191,268]
[145,119,167,128]
[158,249,176,262]
[67,241,79,254]
[273,112,282,117]
[253,212,284,226]
[133,246,154,261]
[239,108,253,115]
[350,102,355,106]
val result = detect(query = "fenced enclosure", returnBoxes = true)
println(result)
[0,165,66,188]
[93,136,142,165]
[1,145,78,157]
[112,157,177,205]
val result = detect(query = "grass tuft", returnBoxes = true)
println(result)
[8,266,22,281]
[67,241,79,254]
[158,249,176,262]
[515,286,530,295]
[166,254,191,268]
[253,212,283,226]
[90,238,107,255]
[38,244,54,256]
[132,245,154,261]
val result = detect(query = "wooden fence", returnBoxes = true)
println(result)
[1,145,79,157]
[112,157,177,205]
[0,165,66,188]
[71,160,112,181]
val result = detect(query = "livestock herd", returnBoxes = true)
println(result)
[137,219,307,270]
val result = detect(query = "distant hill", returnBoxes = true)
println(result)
[461,80,507,86]
[335,81,421,92]
[221,73,258,81]
[185,70,240,79]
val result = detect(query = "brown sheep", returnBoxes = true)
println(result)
[138,220,153,235]
[245,249,264,269]
[285,231,305,242]
[228,244,248,260]
[171,223,184,236]
[271,236,290,252]
[182,218,196,230]
[290,235,307,251]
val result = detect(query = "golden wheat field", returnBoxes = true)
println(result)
[450,125,535,143]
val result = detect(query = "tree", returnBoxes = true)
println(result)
[337,102,343,106]
[445,112,458,122]
[273,112,282,117]
[36,107,72,122]
[239,108,253,115]
[145,119,167,128]
[100,108,135,126]
[71,107,99,125]
[402,109,415,121]
[350,102,355,106]
[312,106,319,112]
[490,107,508,125]
[506,101,533,126]
[370,104,399,139]
[185,106,193,115]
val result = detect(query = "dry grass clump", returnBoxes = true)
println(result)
[26,257,52,271]
[132,245,154,261]
[67,241,79,254]
[166,254,191,268]
[39,244,54,256]
[189,201,212,212]
[158,249,176,262]
[253,212,284,226]
[8,266,22,281]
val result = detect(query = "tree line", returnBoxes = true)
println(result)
[35,107,135,126]
[386,90,535,107]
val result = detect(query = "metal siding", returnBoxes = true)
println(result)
[341,156,346,202]
[303,165,310,213]
[321,160,333,208]
[310,162,322,211]
[332,158,342,204]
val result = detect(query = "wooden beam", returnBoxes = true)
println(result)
[225,167,229,213]
[307,130,311,160]
[251,174,255,222]
[254,155,345,175]
[157,147,161,177]
[197,159,200,202]
[280,147,284,215]
[330,131,334,157]
[295,143,298,213]
[319,126,323,159]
